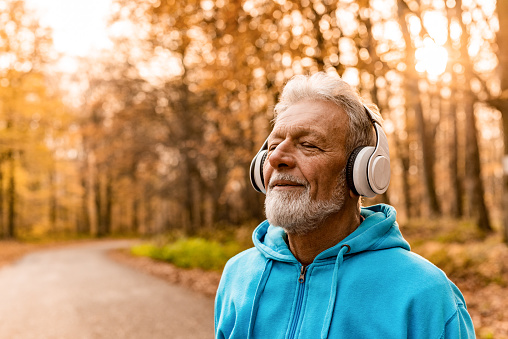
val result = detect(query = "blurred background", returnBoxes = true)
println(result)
[1,0,508,336]
[1,0,506,240]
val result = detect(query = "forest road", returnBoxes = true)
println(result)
[0,240,215,339]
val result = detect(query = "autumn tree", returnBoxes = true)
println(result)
[0,0,67,238]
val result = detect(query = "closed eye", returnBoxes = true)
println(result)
[268,143,279,151]
[302,142,320,150]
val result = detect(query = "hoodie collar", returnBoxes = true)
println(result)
[253,204,410,263]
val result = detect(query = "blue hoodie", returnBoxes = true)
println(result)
[215,204,475,338]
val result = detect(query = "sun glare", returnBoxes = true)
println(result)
[415,37,448,78]
[423,11,448,45]
[25,0,113,57]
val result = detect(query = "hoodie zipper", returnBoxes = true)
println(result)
[288,265,307,339]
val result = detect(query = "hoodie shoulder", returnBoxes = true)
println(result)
[223,247,265,274]
[350,245,453,288]
[219,246,270,289]
[216,247,267,308]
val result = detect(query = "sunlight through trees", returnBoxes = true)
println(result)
[0,0,506,241]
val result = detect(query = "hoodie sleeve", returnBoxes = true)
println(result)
[214,278,226,339]
[442,289,475,338]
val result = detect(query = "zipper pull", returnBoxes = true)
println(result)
[298,265,307,283]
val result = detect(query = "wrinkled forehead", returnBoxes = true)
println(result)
[269,123,328,142]
[271,100,349,144]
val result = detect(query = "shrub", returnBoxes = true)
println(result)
[131,238,243,271]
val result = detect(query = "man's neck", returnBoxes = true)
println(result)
[287,201,362,266]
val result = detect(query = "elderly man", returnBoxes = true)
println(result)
[214,72,474,338]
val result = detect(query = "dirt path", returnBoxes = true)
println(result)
[0,240,214,339]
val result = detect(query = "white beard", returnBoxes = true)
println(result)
[264,171,347,235]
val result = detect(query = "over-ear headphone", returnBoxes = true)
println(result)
[249,105,390,198]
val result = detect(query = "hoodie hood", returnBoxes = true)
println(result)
[253,204,410,263]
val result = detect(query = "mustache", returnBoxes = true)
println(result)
[268,172,309,189]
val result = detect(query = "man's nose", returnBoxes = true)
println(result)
[268,140,296,169]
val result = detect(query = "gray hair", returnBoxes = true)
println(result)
[273,72,381,155]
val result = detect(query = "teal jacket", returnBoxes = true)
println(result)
[215,204,475,338]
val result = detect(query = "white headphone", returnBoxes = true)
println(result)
[249,105,390,198]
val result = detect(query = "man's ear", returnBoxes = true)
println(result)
[349,188,359,199]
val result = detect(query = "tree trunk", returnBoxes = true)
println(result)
[49,169,57,232]
[390,124,412,219]
[79,176,90,234]
[128,167,140,233]
[455,0,492,232]
[94,179,103,236]
[131,198,140,233]
[448,97,464,218]
[104,173,113,235]
[495,0,508,242]
[464,95,492,232]
[87,151,99,237]
[190,174,201,234]
[445,0,464,219]
[397,0,441,216]
[6,150,16,239]
[414,96,441,215]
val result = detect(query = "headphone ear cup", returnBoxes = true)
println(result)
[368,154,390,194]
[346,147,363,196]
[250,149,268,194]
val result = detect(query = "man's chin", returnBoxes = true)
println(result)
[266,217,320,236]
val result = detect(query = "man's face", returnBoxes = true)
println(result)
[263,99,350,233]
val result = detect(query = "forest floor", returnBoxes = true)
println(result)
[1,227,507,338]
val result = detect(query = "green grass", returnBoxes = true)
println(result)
[131,237,245,271]
[129,223,258,271]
